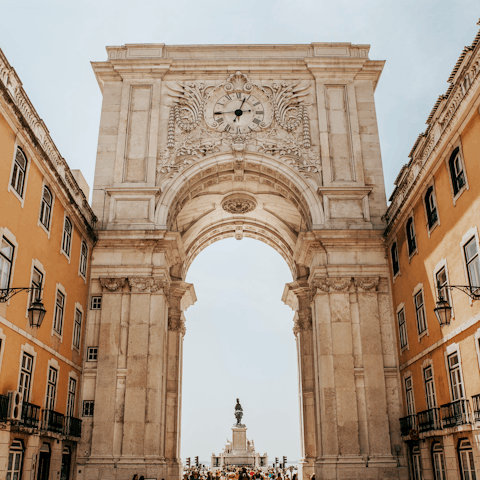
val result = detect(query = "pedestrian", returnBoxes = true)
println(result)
[132,476,138,480]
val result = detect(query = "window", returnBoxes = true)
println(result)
[6,440,23,480]
[464,237,480,293]
[79,241,88,277]
[0,237,14,290]
[72,309,82,349]
[448,352,464,401]
[29,267,43,306]
[18,353,33,404]
[449,147,466,196]
[415,290,427,335]
[406,217,417,256]
[405,376,415,415]
[39,186,53,230]
[411,445,422,480]
[53,291,65,335]
[83,400,94,417]
[398,308,408,348]
[424,366,436,409]
[66,378,76,418]
[90,296,102,310]
[61,218,72,257]
[432,443,446,480]
[458,439,477,480]
[45,367,57,411]
[435,266,452,306]
[425,186,438,229]
[87,347,98,361]
[391,242,400,276]
[10,148,27,198]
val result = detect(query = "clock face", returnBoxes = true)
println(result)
[206,88,273,134]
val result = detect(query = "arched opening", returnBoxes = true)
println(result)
[181,237,301,467]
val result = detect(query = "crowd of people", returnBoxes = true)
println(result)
[183,465,305,480]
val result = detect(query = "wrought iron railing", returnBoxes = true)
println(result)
[41,409,64,434]
[471,394,480,422]
[0,395,8,422]
[22,402,40,428]
[64,416,82,437]
[441,399,471,428]
[399,414,417,436]
[417,407,442,432]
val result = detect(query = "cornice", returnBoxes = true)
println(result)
[0,48,97,240]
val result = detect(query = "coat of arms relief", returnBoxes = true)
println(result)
[157,71,322,186]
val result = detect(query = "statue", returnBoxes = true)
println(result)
[234,398,244,426]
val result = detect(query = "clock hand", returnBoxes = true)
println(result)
[214,110,252,114]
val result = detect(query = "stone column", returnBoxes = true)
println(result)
[282,280,317,480]
[164,281,195,480]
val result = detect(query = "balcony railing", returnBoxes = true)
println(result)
[417,407,442,432]
[64,416,82,437]
[400,415,417,436]
[0,395,8,422]
[441,399,471,428]
[42,409,64,434]
[22,402,40,428]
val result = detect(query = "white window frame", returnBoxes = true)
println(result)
[412,283,428,339]
[16,344,37,405]
[72,303,83,351]
[433,259,454,320]
[445,142,468,204]
[445,343,465,402]
[37,182,55,238]
[404,372,415,416]
[25,258,46,319]
[458,438,477,480]
[422,360,437,409]
[6,440,24,480]
[7,141,31,208]
[432,443,446,480]
[396,302,408,351]
[0,327,6,377]
[0,228,19,307]
[51,283,67,340]
[474,328,480,372]
[44,359,60,411]
[60,214,73,262]
[0,237,15,292]
[390,237,401,281]
[86,347,98,362]
[411,445,422,480]
[405,213,418,260]
[78,240,88,282]
[422,179,440,237]
[66,371,78,418]
[90,296,102,310]
[460,227,480,306]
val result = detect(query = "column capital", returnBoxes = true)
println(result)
[128,276,170,294]
[167,281,196,336]
[99,277,127,292]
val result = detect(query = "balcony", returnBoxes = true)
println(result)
[417,408,442,432]
[41,409,64,434]
[64,416,82,438]
[441,399,471,428]
[22,402,40,428]
[400,415,417,436]
[0,395,8,422]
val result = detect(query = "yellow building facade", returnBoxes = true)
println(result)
[386,28,480,480]
[0,49,96,480]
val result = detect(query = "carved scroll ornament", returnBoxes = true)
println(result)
[99,277,126,292]
[128,276,170,294]
[353,277,380,292]
[311,276,381,293]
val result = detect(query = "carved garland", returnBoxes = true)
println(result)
[311,277,380,293]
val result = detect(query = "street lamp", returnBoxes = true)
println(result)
[0,287,46,327]
[434,281,480,327]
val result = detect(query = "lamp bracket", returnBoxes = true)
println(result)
[0,287,41,303]
[446,285,480,300]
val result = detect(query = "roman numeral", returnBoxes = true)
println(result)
[236,127,241,134]
[225,95,232,101]
[255,111,264,115]
[236,92,242,99]
[224,124,231,132]
[217,103,224,106]
[253,101,261,106]
[253,118,261,125]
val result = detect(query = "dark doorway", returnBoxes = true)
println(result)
[37,444,51,480]
[60,447,71,480]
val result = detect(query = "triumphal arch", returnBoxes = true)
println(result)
[79,43,407,480]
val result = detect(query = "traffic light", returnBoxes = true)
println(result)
[195,456,199,466]
[283,456,287,465]
[275,457,278,465]
[186,458,191,467]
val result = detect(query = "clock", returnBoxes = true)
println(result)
[205,88,273,134]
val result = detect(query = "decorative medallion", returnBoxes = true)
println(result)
[221,193,257,215]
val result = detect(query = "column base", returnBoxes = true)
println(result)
[316,455,405,480]
[298,457,315,480]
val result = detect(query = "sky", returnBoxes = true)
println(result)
[0,0,478,463]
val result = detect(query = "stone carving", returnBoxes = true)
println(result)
[354,277,380,292]
[225,71,253,93]
[168,309,186,334]
[293,313,313,335]
[128,276,170,294]
[151,278,170,295]
[99,277,126,292]
[234,398,244,426]
[221,194,257,215]
[311,277,352,292]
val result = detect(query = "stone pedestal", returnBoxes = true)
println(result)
[232,426,247,453]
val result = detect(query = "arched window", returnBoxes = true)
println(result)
[39,186,53,230]
[391,242,400,275]
[425,186,438,229]
[458,438,476,480]
[6,439,24,480]
[406,217,417,255]
[411,445,422,480]
[10,147,27,197]
[432,442,446,480]
[449,147,465,196]
[61,217,72,257]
